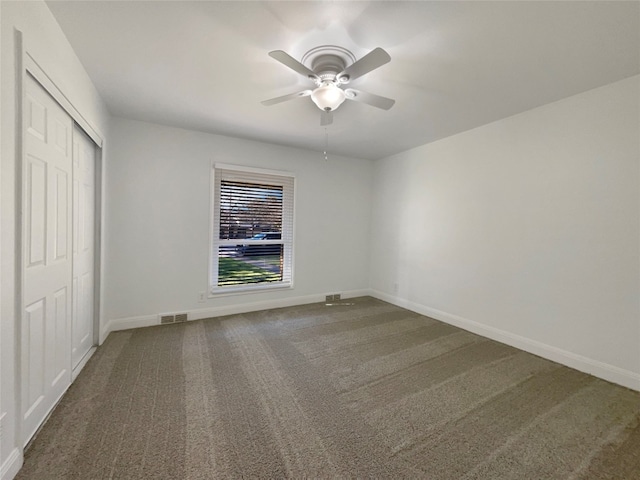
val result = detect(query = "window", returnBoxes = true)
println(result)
[210,165,294,293]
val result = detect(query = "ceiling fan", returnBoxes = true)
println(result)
[262,45,395,126]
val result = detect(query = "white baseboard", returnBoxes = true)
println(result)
[370,289,640,392]
[102,289,371,336]
[99,319,112,345]
[106,314,157,334]
[189,289,369,321]
[0,448,22,480]
[99,289,639,391]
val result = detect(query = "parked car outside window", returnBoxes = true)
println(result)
[237,232,282,256]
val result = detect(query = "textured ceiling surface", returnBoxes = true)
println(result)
[46,1,639,160]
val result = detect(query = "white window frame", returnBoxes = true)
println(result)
[209,163,295,295]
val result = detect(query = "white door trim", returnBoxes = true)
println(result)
[23,53,103,148]
[71,125,97,371]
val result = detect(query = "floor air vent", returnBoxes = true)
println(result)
[159,313,188,324]
[325,293,355,306]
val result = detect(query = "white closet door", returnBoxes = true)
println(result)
[22,75,73,444]
[71,126,95,370]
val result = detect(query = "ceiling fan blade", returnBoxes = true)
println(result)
[320,110,333,126]
[345,89,395,110]
[337,47,391,83]
[269,50,320,82]
[261,90,312,106]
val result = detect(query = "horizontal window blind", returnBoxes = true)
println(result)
[219,180,283,240]
[212,167,294,291]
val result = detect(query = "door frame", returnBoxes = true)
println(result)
[16,30,105,445]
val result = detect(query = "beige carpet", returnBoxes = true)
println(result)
[17,297,640,479]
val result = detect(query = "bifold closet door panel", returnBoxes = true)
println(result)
[22,74,74,444]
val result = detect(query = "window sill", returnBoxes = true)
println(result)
[209,282,293,298]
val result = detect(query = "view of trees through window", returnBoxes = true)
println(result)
[219,180,282,239]
[217,180,284,286]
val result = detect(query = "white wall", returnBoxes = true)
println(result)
[370,75,640,390]
[104,117,372,330]
[0,2,110,478]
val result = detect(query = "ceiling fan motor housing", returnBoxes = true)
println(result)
[302,45,356,83]
[312,54,345,80]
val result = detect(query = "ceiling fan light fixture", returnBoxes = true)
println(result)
[311,82,346,111]
[263,46,395,126]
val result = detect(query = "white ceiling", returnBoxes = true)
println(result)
[46,1,639,160]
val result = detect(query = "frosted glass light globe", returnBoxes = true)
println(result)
[311,82,346,111]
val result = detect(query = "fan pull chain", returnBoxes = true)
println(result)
[323,128,329,161]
